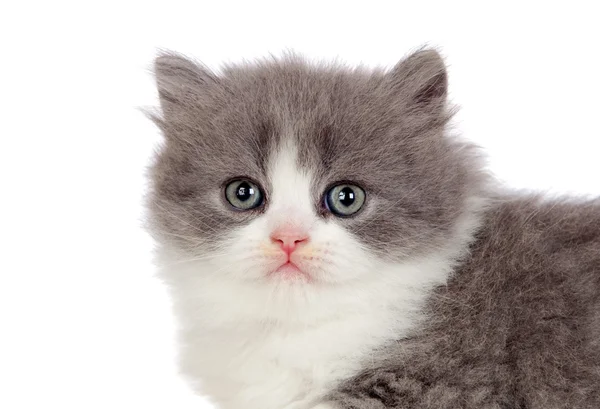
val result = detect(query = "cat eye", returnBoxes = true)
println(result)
[325,184,366,217]
[225,179,264,210]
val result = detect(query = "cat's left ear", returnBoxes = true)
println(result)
[387,48,448,116]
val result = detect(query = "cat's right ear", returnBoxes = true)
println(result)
[153,51,219,116]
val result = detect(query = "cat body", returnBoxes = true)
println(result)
[331,197,600,409]
[146,49,600,409]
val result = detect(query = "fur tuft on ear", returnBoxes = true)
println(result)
[154,51,218,113]
[388,48,448,115]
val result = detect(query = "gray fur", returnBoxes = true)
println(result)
[146,49,600,408]
[330,196,600,408]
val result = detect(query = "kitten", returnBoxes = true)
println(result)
[145,49,600,409]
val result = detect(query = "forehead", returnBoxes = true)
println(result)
[201,62,408,190]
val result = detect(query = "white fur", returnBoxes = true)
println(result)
[155,143,484,409]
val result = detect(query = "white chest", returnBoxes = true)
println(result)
[183,309,402,409]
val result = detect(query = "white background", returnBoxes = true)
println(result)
[1,1,598,408]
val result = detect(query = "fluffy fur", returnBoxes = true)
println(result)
[145,49,600,409]
[330,196,600,409]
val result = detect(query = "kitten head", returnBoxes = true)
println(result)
[147,49,485,320]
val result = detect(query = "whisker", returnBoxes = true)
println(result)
[153,201,220,235]
[159,252,232,267]
[151,229,211,244]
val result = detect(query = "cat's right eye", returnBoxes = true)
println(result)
[225,179,264,210]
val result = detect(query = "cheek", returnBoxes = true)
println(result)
[211,217,284,279]
[305,223,376,283]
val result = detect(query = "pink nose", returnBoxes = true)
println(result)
[270,229,309,256]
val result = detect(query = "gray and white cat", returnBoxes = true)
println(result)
[145,49,600,409]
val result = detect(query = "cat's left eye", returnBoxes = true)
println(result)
[225,179,264,210]
[324,184,366,217]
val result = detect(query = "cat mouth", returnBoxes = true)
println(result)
[270,262,312,282]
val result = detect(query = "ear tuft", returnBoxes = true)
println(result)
[153,51,217,110]
[389,48,448,111]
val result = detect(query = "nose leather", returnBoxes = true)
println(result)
[270,229,309,256]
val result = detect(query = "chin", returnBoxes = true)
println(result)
[266,262,314,283]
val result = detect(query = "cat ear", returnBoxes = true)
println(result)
[154,51,218,114]
[388,48,448,116]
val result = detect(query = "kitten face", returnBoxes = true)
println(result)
[148,50,483,287]
[205,142,377,285]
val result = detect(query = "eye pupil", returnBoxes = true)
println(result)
[236,182,254,201]
[338,187,355,207]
